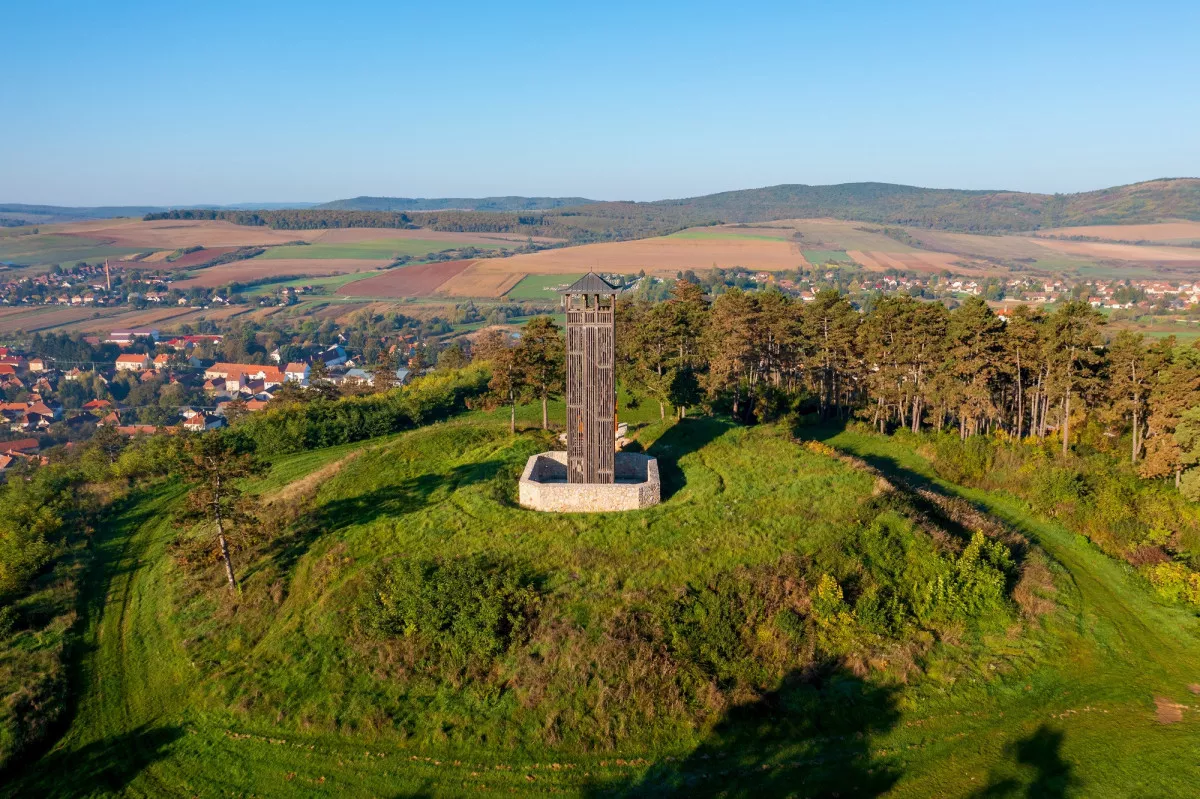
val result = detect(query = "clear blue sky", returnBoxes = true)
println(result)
[3,0,1198,206]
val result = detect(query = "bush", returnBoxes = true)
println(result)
[237,365,490,456]
[360,554,540,668]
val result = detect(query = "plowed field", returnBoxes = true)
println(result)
[334,259,475,297]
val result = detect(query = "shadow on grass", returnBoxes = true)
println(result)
[586,666,900,798]
[263,459,506,576]
[646,418,730,500]
[972,725,1075,798]
[10,723,183,798]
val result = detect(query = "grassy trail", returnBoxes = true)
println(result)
[7,427,1200,797]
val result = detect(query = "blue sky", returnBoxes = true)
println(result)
[3,0,1198,205]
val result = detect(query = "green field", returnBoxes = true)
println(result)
[503,273,583,300]
[258,239,508,261]
[8,410,1200,797]
[802,249,855,265]
[0,233,145,268]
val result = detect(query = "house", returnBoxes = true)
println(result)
[82,398,112,412]
[182,413,224,432]
[106,327,160,345]
[116,424,162,436]
[116,353,151,372]
[0,438,38,455]
[153,353,171,370]
[203,363,287,389]
[284,362,310,386]
[0,364,14,377]
[98,410,122,427]
[28,358,46,373]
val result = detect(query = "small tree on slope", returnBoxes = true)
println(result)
[176,432,264,591]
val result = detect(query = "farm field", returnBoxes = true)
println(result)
[56,218,321,247]
[801,249,853,265]
[0,232,145,268]
[1029,237,1200,263]
[175,258,389,288]
[503,273,584,301]
[257,238,506,261]
[9,415,1200,797]
[433,265,526,297]
[334,259,476,298]
[1034,221,1200,244]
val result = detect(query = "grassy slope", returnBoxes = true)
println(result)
[7,419,1200,797]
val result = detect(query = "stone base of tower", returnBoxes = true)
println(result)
[518,451,661,513]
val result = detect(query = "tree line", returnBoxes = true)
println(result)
[476,282,1200,498]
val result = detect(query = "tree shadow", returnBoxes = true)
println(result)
[6,724,183,798]
[972,725,1075,798]
[646,418,730,500]
[261,459,506,577]
[586,665,900,798]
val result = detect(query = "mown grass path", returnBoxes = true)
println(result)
[7,427,1200,797]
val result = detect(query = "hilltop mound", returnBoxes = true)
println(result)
[164,417,1032,758]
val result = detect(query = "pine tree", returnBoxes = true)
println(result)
[175,433,265,591]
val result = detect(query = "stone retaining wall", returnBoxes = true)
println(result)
[518,451,661,512]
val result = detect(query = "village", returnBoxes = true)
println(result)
[0,327,418,475]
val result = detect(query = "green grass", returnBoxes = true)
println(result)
[8,417,1200,797]
[0,233,145,268]
[503,273,583,301]
[257,239,507,261]
[802,249,855,265]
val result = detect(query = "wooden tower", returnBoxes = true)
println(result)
[562,273,616,483]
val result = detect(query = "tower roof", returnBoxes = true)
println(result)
[561,272,617,294]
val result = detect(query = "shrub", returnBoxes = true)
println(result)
[1143,562,1200,607]
[360,554,539,668]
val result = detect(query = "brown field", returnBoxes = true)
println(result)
[335,260,475,298]
[57,219,323,248]
[1035,221,1200,244]
[1026,238,1200,263]
[758,219,919,252]
[175,258,389,288]
[472,232,804,277]
[434,267,525,298]
[848,250,987,275]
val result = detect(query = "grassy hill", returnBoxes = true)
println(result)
[7,409,1200,797]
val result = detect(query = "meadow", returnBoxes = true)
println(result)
[7,408,1199,797]
[503,273,584,301]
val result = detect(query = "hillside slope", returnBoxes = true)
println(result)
[7,415,1200,797]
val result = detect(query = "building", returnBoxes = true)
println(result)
[284,362,310,385]
[116,353,151,372]
[203,363,287,393]
[106,327,160,345]
[563,273,617,484]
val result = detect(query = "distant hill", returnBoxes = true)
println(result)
[0,202,317,226]
[315,196,595,212]
[631,178,1200,232]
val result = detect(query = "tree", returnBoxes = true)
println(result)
[1106,330,1153,462]
[175,433,265,590]
[373,351,399,393]
[617,300,678,420]
[1045,302,1103,456]
[1003,305,1043,439]
[944,297,1006,438]
[438,342,468,370]
[1141,339,1200,486]
[475,329,524,434]
[517,316,565,430]
[800,289,858,419]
